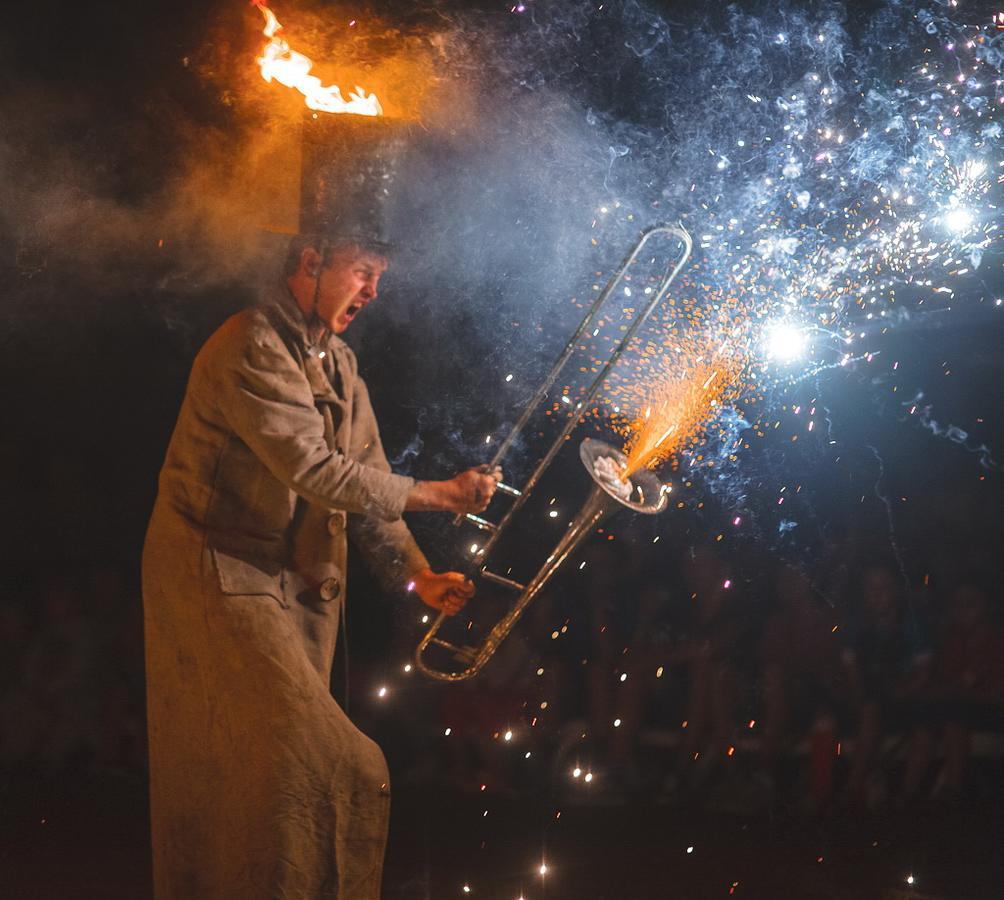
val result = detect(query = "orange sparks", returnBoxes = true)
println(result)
[619,348,743,479]
[589,275,752,482]
[253,2,383,116]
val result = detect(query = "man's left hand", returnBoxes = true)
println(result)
[410,567,475,616]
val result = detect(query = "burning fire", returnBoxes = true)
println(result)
[620,348,742,480]
[253,1,383,117]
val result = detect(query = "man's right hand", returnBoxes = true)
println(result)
[405,467,502,514]
[449,467,502,513]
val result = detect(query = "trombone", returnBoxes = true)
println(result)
[415,224,693,681]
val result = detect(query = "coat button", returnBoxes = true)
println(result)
[327,513,345,536]
[320,577,341,602]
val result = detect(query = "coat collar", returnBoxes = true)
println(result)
[259,280,348,404]
[259,279,348,360]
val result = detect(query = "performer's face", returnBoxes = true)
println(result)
[311,245,388,334]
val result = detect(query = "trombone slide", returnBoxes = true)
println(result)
[416,225,692,681]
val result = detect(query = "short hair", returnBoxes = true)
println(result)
[283,234,390,278]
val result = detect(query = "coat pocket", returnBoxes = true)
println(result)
[209,548,289,609]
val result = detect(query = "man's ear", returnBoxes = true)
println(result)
[299,246,323,278]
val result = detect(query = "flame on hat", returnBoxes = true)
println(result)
[253,1,383,117]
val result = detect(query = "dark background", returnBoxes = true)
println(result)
[2,1,1003,898]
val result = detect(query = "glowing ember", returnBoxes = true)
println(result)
[253,2,383,116]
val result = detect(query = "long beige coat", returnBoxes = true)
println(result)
[142,281,429,899]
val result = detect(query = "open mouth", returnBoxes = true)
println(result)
[344,303,362,321]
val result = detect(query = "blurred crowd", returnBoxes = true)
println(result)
[3,532,1003,818]
[379,526,1004,815]
[0,566,146,775]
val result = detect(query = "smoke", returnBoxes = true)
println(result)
[6,72,302,261]
[904,391,999,470]
[2,0,1000,553]
[4,0,997,309]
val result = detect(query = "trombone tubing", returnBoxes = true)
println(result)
[418,224,692,682]
[476,224,692,564]
[487,224,691,468]
[418,483,612,681]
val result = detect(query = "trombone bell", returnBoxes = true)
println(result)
[415,439,667,682]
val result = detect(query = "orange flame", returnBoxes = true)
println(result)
[253,1,383,117]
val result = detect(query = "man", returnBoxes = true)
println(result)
[142,232,499,898]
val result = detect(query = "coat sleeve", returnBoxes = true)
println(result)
[206,321,415,522]
[345,374,431,593]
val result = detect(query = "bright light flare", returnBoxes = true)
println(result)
[943,206,974,234]
[764,322,808,363]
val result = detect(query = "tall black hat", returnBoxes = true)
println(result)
[299,115,408,253]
